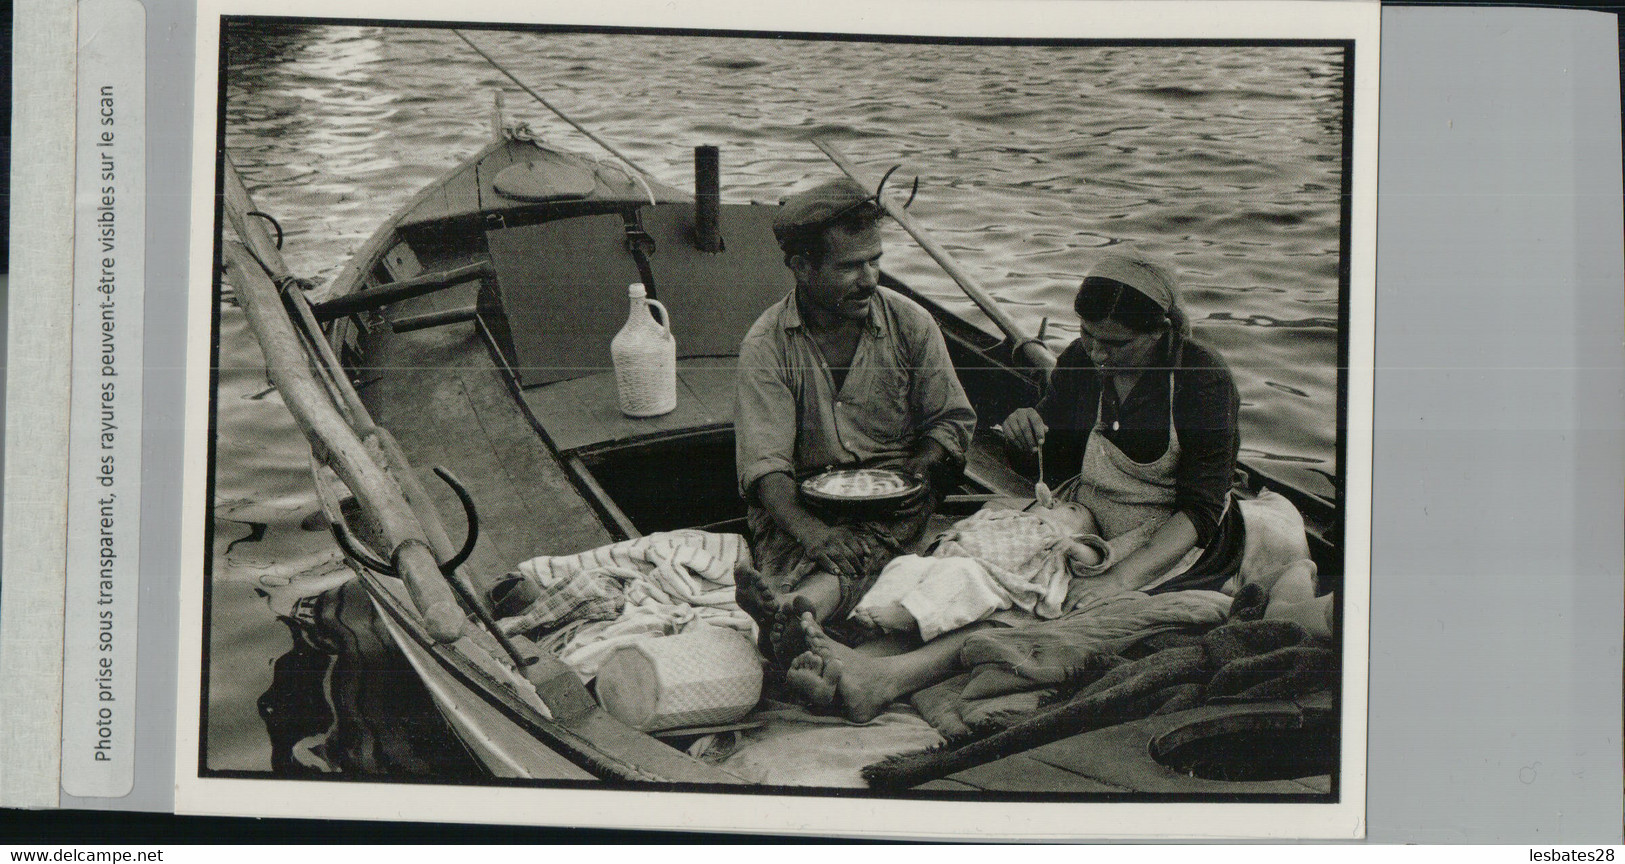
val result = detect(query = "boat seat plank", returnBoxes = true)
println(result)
[425,375,608,584]
[942,753,1133,793]
[638,203,794,358]
[519,358,737,455]
[457,367,616,558]
[671,357,741,420]
[488,205,790,389]
[488,214,643,386]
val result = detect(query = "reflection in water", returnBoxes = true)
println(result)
[211,23,1348,775]
[255,580,481,777]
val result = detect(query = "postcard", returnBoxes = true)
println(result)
[173,0,1377,839]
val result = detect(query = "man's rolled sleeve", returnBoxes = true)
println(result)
[908,318,976,463]
[734,335,799,498]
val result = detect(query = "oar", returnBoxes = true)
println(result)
[812,139,1057,372]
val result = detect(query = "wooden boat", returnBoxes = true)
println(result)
[220,119,1341,792]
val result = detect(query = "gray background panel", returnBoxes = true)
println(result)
[1368,7,1622,842]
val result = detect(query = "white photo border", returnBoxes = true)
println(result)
[175,0,1377,840]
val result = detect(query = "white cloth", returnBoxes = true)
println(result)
[1225,488,1313,593]
[854,555,1010,642]
[931,506,1112,618]
[852,505,1114,640]
[510,530,755,680]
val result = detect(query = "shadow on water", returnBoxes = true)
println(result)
[224,20,317,70]
[254,577,482,779]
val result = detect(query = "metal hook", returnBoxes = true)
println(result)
[874,165,901,203]
[432,466,480,574]
[873,165,920,211]
[330,521,396,577]
[245,210,285,249]
[326,468,479,578]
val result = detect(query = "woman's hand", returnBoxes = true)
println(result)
[1001,407,1047,454]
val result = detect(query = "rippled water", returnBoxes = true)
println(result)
[210,23,1346,772]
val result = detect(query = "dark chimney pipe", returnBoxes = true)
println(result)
[694,145,722,253]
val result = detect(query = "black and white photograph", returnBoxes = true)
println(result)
[179,0,1377,838]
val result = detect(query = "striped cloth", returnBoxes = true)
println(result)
[495,531,757,680]
[497,572,625,637]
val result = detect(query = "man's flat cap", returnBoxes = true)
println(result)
[772,177,875,244]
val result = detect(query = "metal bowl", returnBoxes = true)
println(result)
[798,467,924,514]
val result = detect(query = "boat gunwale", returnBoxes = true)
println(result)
[357,566,748,786]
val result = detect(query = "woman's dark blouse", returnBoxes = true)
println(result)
[1035,337,1241,549]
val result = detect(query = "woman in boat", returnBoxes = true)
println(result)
[785,252,1260,722]
[1000,251,1246,610]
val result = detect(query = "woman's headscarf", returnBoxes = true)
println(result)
[1080,251,1192,369]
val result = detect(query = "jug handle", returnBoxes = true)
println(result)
[646,298,671,334]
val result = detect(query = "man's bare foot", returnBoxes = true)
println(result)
[801,613,904,723]
[785,650,841,711]
[735,565,813,665]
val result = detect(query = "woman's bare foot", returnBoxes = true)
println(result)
[800,613,906,723]
[785,650,840,711]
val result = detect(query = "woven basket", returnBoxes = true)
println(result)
[595,628,763,732]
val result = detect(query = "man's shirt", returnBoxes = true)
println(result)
[734,286,977,498]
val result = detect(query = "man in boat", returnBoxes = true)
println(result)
[733,176,977,666]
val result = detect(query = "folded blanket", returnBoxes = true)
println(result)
[957,589,1234,688]
[864,617,1337,789]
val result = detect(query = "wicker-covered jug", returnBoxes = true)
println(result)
[610,282,677,417]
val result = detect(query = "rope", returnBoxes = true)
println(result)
[453,30,658,182]
[591,155,658,207]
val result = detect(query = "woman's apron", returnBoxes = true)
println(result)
[1059,371,1209,590]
